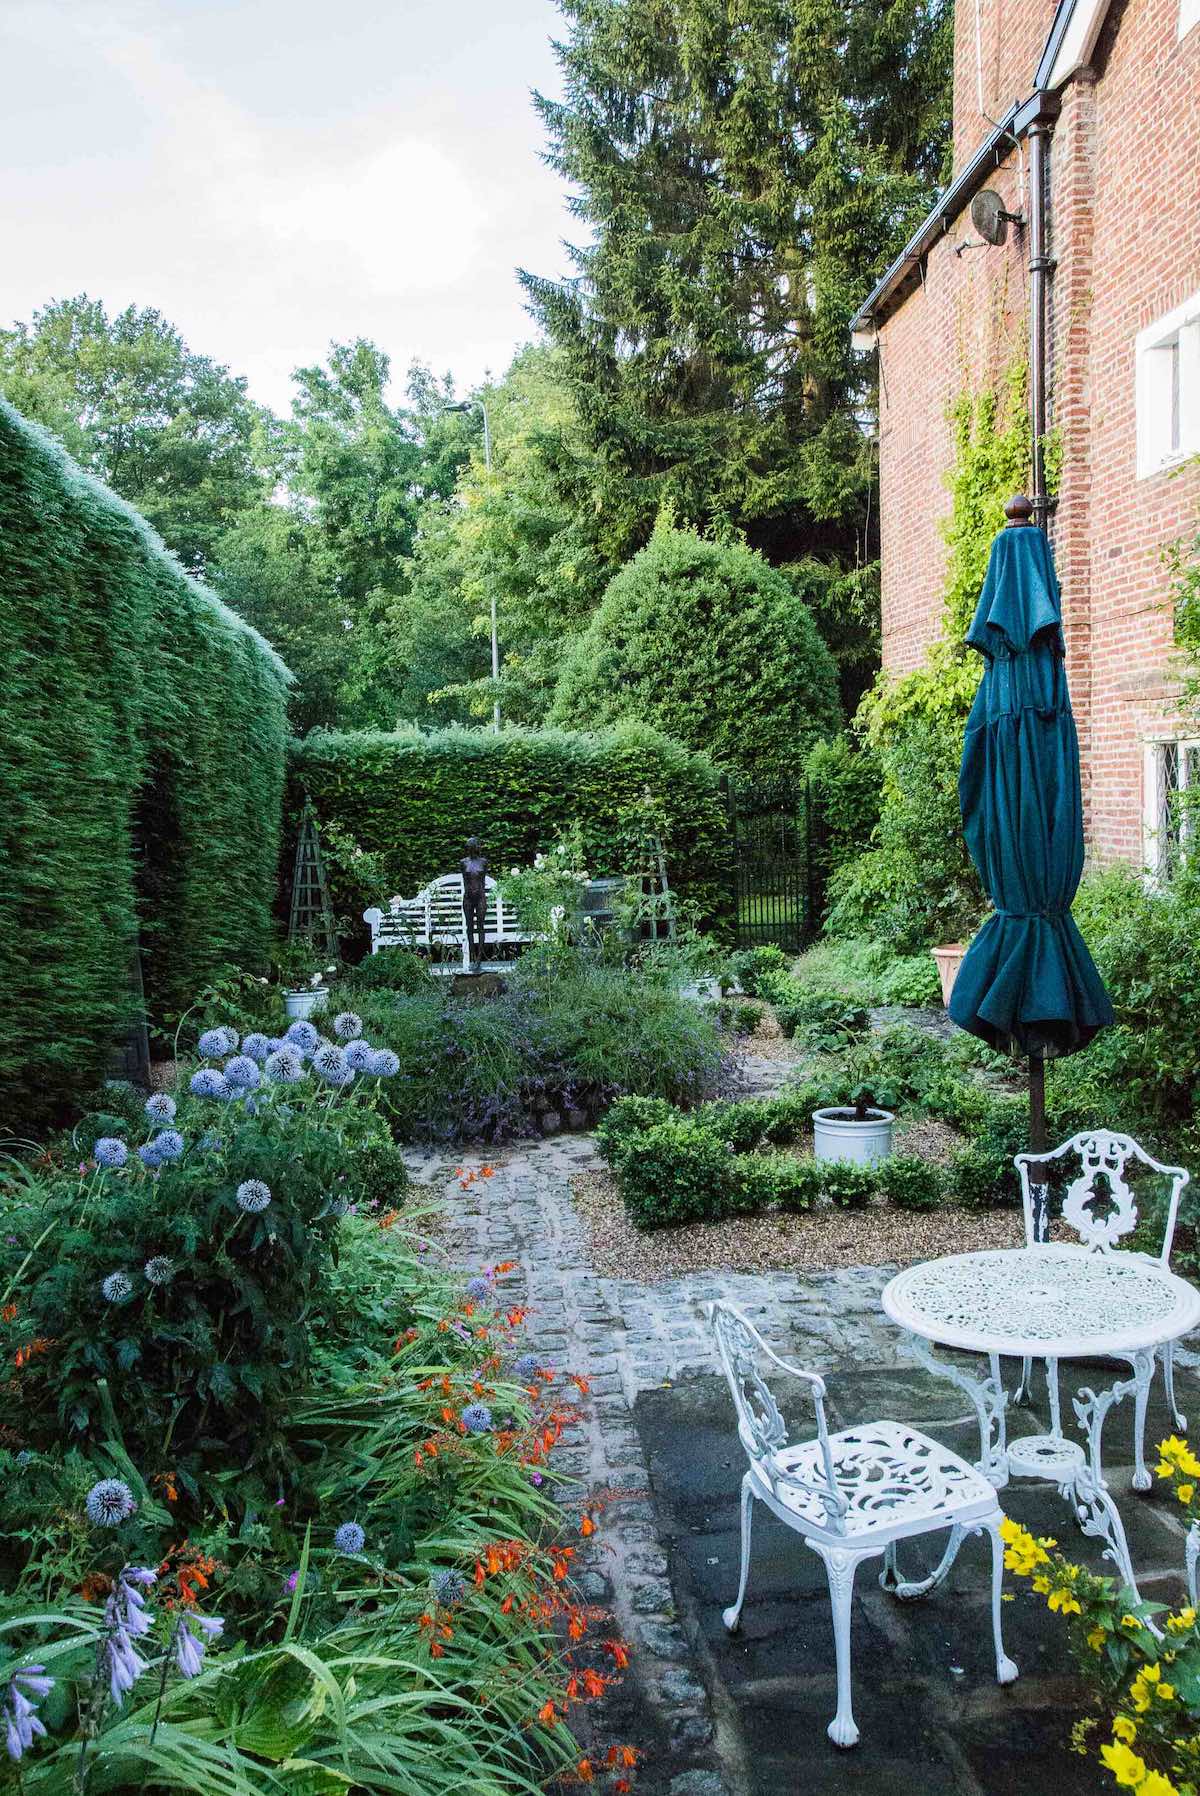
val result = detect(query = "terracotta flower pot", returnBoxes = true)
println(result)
[931,944,966,1007]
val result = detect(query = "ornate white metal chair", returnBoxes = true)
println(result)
[1014,1130,1191,1488]
[708,1302,1017,1748]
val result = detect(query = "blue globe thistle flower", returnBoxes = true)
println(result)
[223,1055,261,1090]
[264,1048,305,1084]
[242,1094,259,1117]
[344,1038,375,1071]
[284,1020,320,1054]
[144,1093,176,1123]
[513,1354,539,1382]
[102,1270,134,1304]
[85,1477,136,1527]
[311,1042,349,1082]
[93,1137,128,1169]
[333,1011,363,1041]
[137,1143,162,1168]
[370,1049,400,1078]
[143,1256,174,1286]
[266,1037,286,1054]
[241,1032,271,1063]
[466,1276,492,1302]
[324,1063,355,1088]
[151,1130,184,1162]
[333,1520,365,1555]
[198,1131,224,1153]
[198,1027,237,1059]
[431,1569,466,1606]
[236,1179,272,1214]
[461,1404,493,1434]
[189,1068,228,1099]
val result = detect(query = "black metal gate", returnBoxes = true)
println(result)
[724,779,815,952]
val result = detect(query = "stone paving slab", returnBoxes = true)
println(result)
[415,1130,1200,1796]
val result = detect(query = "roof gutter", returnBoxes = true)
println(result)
[849,102,1021,338]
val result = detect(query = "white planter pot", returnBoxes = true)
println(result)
[812,1106,895,1166]
[283,987,329,1020]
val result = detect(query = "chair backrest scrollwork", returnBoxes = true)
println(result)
[707,1301,847,1531]
[1015,1130,1189,1263]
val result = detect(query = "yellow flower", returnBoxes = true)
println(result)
[1137,1773,1181,1796]
[1166,1607,1197,1634]
[1131,1663,1163,1713]
[1088,1627,1107,1651]
[1175,1483,1195,1505]
[1033,1573,1052,1594]
[1156,1681,1176,1702]
[1048,1587,1082,1615]
[1099,1741,1147,1788]
[1122,1613,1144,1631]
[1111,1715,1137,1744]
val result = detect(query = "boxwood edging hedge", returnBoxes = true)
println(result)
[0,397,291,1121]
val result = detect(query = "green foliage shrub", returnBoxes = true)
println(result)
[292,719,733,941]
[875,953,942,1006]
[736,1153,821,1212]
[818,1160,876,1210]
[549,526,841,784]
[788,937,939,1008]
[804,734,883,917]
[876,1155,945,1211]
[593,1095,676,1169]
[356,956,727,1142]
[337,945,437,995]
[731,944,790,995]
[620,1117,741,1228]
[0,398,290,1123]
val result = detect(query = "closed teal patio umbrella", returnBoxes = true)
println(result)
[948,497,1113,1207]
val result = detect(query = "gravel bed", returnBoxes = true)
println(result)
[570,1166,1028,1279]
[724,999,806,1064]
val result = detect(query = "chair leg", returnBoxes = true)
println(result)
[1164,1343,1187,1431]
[1130,1353,1153,1492]
[981,1516,1019,1686]
[722,1474,755,1634]
[812,1545,872,1748]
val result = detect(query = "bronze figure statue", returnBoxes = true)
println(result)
[460,837,488,972]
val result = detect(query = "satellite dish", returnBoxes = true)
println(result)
[970,189,1023,246]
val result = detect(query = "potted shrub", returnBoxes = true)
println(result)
[812,1046,897,1165]
[274,941,337,1019]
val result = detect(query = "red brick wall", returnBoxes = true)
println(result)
[877,0,1200,866]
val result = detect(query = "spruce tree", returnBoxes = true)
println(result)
[521,0,950,693]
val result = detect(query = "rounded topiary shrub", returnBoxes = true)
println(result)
[549,525,841,784]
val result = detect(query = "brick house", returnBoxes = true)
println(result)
[850,0,1200,870]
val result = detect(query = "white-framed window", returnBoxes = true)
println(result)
[1136,289,1200,478]
[1144,737,1200,875]
[1181,0,1200,40]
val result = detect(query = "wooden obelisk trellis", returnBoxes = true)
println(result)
[634,830,677,941]
[288,800,339,962]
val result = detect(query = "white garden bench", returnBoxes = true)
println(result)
[363,873,540,972]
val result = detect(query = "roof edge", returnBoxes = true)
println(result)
[849,104,1021,336]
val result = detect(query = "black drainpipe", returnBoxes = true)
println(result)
[1017,91,1061,529]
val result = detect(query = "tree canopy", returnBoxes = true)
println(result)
[550,523,841,783]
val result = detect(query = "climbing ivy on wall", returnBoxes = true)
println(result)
[824,361,1038,950]
[0,397,290,1123]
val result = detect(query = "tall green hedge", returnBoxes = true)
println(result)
[0,396,290,1121]
[290,722,734,937]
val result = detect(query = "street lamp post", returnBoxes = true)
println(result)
[444,399,499,733]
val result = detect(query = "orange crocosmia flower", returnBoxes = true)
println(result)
[568,1614,585,1641]
[475,1561,486,1587]
[501,1593,514,1614]
[582,1669,606,1699]
[414,1449,425,1468]
[1,1303,16,1323]
[570,1374,590,1396]
[577,1760,594,1784]
[537,1701,558,1727]
[602,1640,631,1670]
[615,1780,631,1793]
[506,1306,528,1327]
[430,1641,444,1657]
[580,1514,596,1537]
[495,1259,516,1272]
[566,1675,580,1700]
[481,1165,495,1177]
[437,1319,449,1333]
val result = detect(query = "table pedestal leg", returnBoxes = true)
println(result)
[1164,1343,1186,1432]
[1186,1524,1199,1610]
[1070,1356,1152,1602]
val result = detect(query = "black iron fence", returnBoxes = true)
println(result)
[722,777,827,953]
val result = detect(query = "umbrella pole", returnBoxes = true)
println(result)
[1028,1052,1050,1243]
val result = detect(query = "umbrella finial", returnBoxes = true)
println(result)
[1005,494,1035,526]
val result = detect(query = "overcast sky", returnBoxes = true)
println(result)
[0,0,575,412]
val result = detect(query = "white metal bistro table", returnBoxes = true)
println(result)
[881,1245,1200,1601]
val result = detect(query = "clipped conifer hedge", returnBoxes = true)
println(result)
[291,723,734,939]
[0,397,290,1121]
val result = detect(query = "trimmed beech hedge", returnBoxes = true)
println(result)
[0,397,290,1121]
[291,722,734,938]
